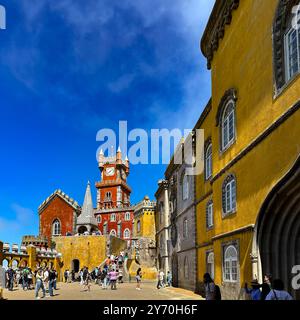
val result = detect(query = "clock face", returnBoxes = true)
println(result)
[105,167,115,176]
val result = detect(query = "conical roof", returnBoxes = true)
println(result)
[77,181,97,226]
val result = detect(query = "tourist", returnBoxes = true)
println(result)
[167,271,172,287]
[156,270,164,289]
[108,268,118,290]
[43,268,49,295]
[35,269,46,299]
[27,269,33,290]
[6,267,14,291]
[261,274,272,300]
[79,269,84,285]
[64,270,68,283]
[136,268,142,290]
[118,268,123,284]
[22,267,29,291]
[244,280,262,300]
[48,268,56,297]
[265,279,293,300]
[82,267,91,292]
[203,273,221,300]
[100,268,108,290]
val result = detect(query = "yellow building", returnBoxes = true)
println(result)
[196,0,300,299]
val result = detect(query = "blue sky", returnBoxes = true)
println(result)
[0,0,213,245]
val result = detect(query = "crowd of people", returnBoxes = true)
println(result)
[203,273,294,301]
[156,270,172,289]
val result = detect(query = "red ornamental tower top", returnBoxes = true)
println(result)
[95,147,131,210]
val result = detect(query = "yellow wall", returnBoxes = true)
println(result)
[134,209,156,239]
[55,236,107,278]
[196,0,300,297]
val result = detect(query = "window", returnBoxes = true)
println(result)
[222,175,236,215]
[105,192,112,201]
[137,220,141,233]
[221,101,235,151]
[110,229,116,237]
[125,212,131,221]
[117,223,121,238]
[159,202,164,224]
[183,219,188,239]
[96,215,102,223]
[223,245,238,282]
[110,213,116,222]
[184,257,189,279]
[285,25,300,81]
[123,228,130,239]
[206,201,214,229]
[52,219,61,236]
[103,223,108,235]
[182,175,189,200]
[205,143,212,180]
[207,252,214,280]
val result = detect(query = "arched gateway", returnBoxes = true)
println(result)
[255,155,300,299]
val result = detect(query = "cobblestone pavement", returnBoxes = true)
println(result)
[3,281,204,300]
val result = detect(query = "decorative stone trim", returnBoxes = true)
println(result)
[273,0,299,91]
[201,0,240,69]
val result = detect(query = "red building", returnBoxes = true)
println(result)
[38,190,81,245]
[95,147,134,241]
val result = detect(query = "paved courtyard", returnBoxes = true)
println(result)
[3,281,204,300]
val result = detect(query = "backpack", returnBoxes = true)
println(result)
[214,285,222,300]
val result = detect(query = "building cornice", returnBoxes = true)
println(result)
[201,0,240,69]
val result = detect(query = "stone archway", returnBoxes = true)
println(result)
[256,155,300,299]
[78,226,88,234]
[72,259,80,273]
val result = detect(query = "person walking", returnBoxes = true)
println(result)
[265,279,293,300]
[64,270,68,283]
[167,271,172,287]
[203,273,221,300]
[48,268,57,297]
[118,268,123,284]
[43,268,49,296]
[244,280,262,300]
[6,268,14,291]
[35,269,46,300]
[136,268,142,290]
[109,269,118,290]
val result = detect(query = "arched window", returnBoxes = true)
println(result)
[206,200,214,229]
[182,175,189,200]
[125,212,131,221]
[110,229,116,237]
[96,215,102,223]
[183,218,188,239]
[159,202,164,224]
[103,222,108,235]
[184,257,189,278]
[110,213,116,222]
[207,252,214,280]
[137,220,141,233]
[274,1,300,90]
[105,192,112,201]
[123,228,130,239]
[52,219,61,236]
[221,100,235,151]
[117,222,122,237]
[205,143,212,180]
[222,174,236,216]
[224,245,238,282]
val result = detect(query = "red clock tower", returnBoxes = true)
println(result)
[95,147,134,242]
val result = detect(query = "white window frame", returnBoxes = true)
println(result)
[125,212,131,221]
[52,219,61,236]
[182,175,189,200]
[205,143,212,180]
[110,229,116,237]
[123,228,130,239]
[223,176,236,216]
[223,245,238,283]
[207,252,214,280]
[110,213,116,222]
[206,201,214,229]
[221,100,235,151]
[96,215,102,223]
[284,16,300,82]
